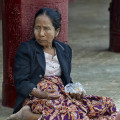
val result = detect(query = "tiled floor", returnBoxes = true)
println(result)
[0,0,120,119]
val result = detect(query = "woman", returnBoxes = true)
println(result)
[7,7,119,120]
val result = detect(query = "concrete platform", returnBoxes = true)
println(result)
[0,0,120,119]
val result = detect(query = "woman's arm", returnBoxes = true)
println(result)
[14,42,36,98]
[67,44,73,83]
[30,88,60,100]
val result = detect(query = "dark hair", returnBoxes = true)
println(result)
[34,7,61,30]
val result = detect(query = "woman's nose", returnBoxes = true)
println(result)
[39,29,45,37]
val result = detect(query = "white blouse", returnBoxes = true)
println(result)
[44,50,62,76]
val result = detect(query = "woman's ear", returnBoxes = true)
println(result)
[55,28,60,37]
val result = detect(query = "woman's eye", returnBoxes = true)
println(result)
[34,26,41,31]
[44,27,49,30]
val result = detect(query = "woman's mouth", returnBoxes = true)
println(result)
[38,39,46,42]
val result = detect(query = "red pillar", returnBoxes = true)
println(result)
[109,0,120,52]
[0,0,2,19]
[2,0,68,108]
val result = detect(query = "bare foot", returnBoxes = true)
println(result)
[22,110,42,120]
[6,105,30,120]
[116,110,120,120]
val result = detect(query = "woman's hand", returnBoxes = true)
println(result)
[69,91,84,100]
[30,88,60,100]
[39,89,60,100]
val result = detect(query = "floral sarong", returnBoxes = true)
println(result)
[24,76,117,120]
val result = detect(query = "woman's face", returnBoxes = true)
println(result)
[34,14,60,48]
